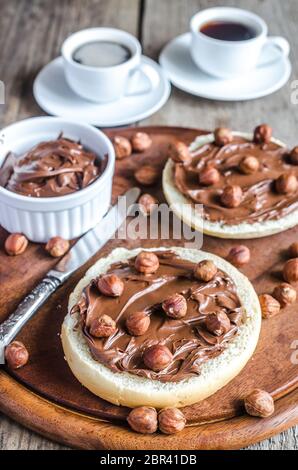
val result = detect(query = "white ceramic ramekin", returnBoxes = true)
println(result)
[0,117,115,242]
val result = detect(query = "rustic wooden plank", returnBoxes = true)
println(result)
[141,0,298,451]
[0,0,140,127]
[142,0,297,146]
[0,0,140,450]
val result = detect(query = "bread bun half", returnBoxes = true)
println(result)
[61,247,261,409]
[162,132,298,239]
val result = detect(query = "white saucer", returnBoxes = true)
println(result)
[33,56,171,127]
[159,33,291,101]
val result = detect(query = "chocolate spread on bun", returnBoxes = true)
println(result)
[71,251,244,382]
[173,126,298,225]
[0,136,104,197]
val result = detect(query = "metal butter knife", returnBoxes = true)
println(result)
[0,187,140,363]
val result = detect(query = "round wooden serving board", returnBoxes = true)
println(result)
[0,126,298,449]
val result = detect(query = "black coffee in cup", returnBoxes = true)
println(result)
[72,40,132,67]
[200,21,256,41]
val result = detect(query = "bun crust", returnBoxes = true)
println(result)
[61,247,261,409]
[162,132,297,239]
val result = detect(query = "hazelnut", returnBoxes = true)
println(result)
[214,127,233,146]
[5,341,29,369]
[194,259,217,282]
[289,242,298,257]
[162,293,187,319]
[220,185,243,208]
[127,406,157,434]
[289,146,298,165]
[45,236,70,257]
[5,233,28,256]
[275,173,298,194]
[97,274,124,297]
[273,283,296,307]
[168,141,191,164]
[283,258,298,283]
[158,408,186,434]
[205,311,231,336]
[126,311,150,336]
[227,245,250,266]
[258,294,280,319]
[199,166,220,186]
[113,136,132,159]
[134,165,159,186]
[89,314,117,338]
[135,251,159,274]
[131,132,152,152]
[239,155,260,174]
[143,344,173,371]
[138,193,157,216]
[253,124,272,144]
[244,389,274,418]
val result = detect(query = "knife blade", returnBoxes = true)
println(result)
[0,187,140,363]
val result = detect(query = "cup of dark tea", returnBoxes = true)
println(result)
[62,28,159,102]
[190,7,289,79]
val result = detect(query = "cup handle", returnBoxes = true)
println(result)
[125,62,160,97]
[257,36,290,68]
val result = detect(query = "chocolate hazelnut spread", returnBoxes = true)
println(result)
[0,136,104,197]
[72,251,244,382]
[174,136,298,224]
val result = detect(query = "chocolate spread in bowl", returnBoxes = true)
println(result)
[72,251,245,383]
[174,136,298,225]
[0,136,104,197]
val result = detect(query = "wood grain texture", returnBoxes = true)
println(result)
[0,0,297,452]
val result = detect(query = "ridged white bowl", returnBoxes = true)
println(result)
[0,117,115,242]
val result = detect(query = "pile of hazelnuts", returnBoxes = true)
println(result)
[170,124,298,209]
[259,241,298,319]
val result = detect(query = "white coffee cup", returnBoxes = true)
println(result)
[62,27,159,102]
[190,7,290,79]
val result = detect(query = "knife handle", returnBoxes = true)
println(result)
[0,276,61,362]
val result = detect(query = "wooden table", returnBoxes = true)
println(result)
[0,0,297,450]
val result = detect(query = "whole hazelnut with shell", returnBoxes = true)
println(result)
[199,166,220,186]
[158,408,186,434]
[168,141,192,164]
[113,135,132,159]
[4,233,28,256]
[214,127,233,146]
[220,185,243,208]
[227,245,250,266]
[258,294,280,319]
[194,259,217,282]
[253,124,272,144]
[131,132,152,152]
[126,311,150,336]
[89,314,117,338]
[134,165,159,186]
[143,344,173,371]
[127,406,158,434]
[244,389,274,418]
[275,173,298,195]
[135,251,159,274]
[162,293,187,319]
[5,341,29,369]
[239,155,260,174]
[45,236,70,257]
[97,273,124,297]
[273,283,296,307]
[138,193,157,216]
[283,258,298,283]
